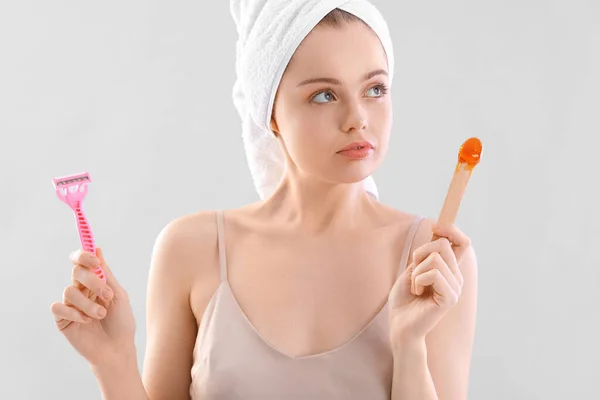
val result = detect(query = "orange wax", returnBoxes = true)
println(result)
[457,137,482,172]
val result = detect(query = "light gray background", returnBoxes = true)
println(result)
[1,1,598,399]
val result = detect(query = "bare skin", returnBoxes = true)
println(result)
[51,20,477,400]
[192,203,418,358]
[144,202,421,398]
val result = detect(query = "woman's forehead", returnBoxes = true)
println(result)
[286,23,388,80]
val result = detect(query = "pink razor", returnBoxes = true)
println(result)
[52,172,106,283]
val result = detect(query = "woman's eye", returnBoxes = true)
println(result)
[312,91,335,103]
[366,85,387,97]
[311,85,388,103]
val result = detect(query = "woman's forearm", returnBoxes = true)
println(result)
[391,338,438,400]
[90,350,149,400]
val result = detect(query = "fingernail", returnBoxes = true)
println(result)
[97,307,107,318]
[101,288,113,301]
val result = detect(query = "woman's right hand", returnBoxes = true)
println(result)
[50,247,137,368]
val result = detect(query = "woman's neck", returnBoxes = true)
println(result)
[259,177,379,234]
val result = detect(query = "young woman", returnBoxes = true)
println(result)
[50,6,478,400]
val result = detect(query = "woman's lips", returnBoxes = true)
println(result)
[336,141,375,160]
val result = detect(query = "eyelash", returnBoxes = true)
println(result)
[310,83,389,102]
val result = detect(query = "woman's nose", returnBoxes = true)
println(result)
[342,106,368,133]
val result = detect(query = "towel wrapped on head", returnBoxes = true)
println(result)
[230,0,394,200]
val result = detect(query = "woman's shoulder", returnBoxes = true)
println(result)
[153,205,261,259]
[156,202,261,241]
[372,202,436,244]
[158,209,221,240]
[152,210,216,258]
[149,209,227,281]
[158,202,435,241]
[372,201,431,224]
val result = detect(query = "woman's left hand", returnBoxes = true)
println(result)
[388,222,472,344]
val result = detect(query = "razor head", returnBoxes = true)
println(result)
[52,172,92,206]
[52,172,92,189]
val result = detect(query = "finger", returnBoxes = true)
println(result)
[50,301,91,325]
[411,252,460,296]
[95,248,120,290]
[69,248,108,287]
[69,249,101,269]
[415,237,463,288]
[63,285,107,320]
[431,223,472,262]
[72,264,114,302]
[413,238,457,270]
[414,268,458,306]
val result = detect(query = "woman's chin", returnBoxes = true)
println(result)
[337,162,380,183]
[328,169,378,185]
[303,158,381,185]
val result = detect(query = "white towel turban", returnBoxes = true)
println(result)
[230,0,394,200]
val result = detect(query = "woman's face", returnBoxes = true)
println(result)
[271,21,392,186]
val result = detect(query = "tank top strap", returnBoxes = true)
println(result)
[215,210,228,282]
[397,215,425,277]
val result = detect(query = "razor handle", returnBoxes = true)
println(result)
[74,206,106,283]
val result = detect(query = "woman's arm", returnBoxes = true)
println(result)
[391,222,479,400]
[91,212,221,400]
[422,245,478,399]
[91,352,148,400]
[391,338,438,399]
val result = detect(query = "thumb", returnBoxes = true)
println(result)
[96,247,120,289]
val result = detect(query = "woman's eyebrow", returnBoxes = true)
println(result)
[297,69,388,86]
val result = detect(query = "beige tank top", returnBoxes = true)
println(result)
[190,210,424,399]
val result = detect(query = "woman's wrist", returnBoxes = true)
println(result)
[90,348,138,377]
[90,344,148,400]
[90,341,138,372]
[391,335,427,360]
[390,328,427,354]
[89,344,148,400]
[390,336,438,400]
